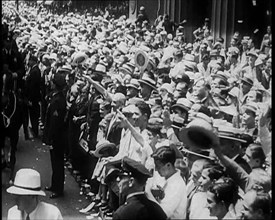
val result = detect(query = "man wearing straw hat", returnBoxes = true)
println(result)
[6,168,63,220]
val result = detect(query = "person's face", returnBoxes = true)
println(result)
[226,94,234,105]
[173,55,182,63]
[230,38,237,47]
[200,46,207,53]
[15,195,36,212]
[198,168,212,191]
[154,160,170,178]
[246,91,257,103]
[266,59,271,70]
[132,106,144,128]
[242,43,248,50]
[111,100,123,111]
[248,55,256,66]
[140,83,152,99]
[243,147,258,169]
[241,82,251,95]
[211,78,222,89]
[190,161,203,185]
[174,82,188,100]
[215,45,222,53]
[242,110,255,127]
[99,105,110,118]
[172,107,186,119]
[192,80,207,100]
[117,175,131,195]
[240,191,263,220]
[159,88,168,99]
[126,87,138,98]
[206,191,224,218]
[147,130,158,143]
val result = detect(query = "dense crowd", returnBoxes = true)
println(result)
[2,1,272,220]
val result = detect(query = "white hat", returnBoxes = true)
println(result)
[159,83,173,94]
[93,140,117,158]
[7,169,46,196]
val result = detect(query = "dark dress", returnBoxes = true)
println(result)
[113,194,167,220]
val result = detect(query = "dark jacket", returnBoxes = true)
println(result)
[25,64,41,103]
[113,194,167,220]
[43,91,66,148]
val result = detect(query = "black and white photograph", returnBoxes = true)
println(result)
[2,0,272,219]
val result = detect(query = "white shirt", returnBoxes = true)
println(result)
[146,170,187,219]
[111,128,143,162]
[7,201,63,220]
[160,170,187,219]
[189,191,215,219]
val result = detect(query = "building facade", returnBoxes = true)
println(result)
[129,0,271,47]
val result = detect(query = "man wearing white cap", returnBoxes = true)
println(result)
[7,168,63,220]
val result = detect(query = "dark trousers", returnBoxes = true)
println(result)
[28,101,40,137]
[40,98,47,126]
[50,147,65,193]
[1,127,19,180]
[22,102,30,138]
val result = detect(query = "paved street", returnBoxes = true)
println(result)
[2,128,97,220]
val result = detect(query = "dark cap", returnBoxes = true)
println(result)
[121,157,152,180]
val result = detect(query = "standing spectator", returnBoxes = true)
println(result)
[162,14,176,36]
[25,55,41,138]
[147,146,187,219]
[43,73,67,198]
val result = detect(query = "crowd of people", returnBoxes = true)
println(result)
[2,0,272,219]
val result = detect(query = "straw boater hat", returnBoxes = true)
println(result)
[72,51,88,65]
[126,78,140,90]
[93,140,117,158]
[214,124,247,143]
[138,71,157,91]
[7,169,46,196]
[172,98,193,112]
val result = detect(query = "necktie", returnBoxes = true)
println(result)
[26,214,30,220]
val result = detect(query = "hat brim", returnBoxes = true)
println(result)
[105,168,122,184]
[178,126,218,149]
[138,79,157,91]
[7,186,46,196]
[219,135,247,143]
[126,84,139,90]
[94,143,117,158]
[171,104,190,112]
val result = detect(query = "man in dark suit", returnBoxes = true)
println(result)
[43,73,67,198]
[216,125,252,174]
[25,55,41,138]
[112,157,167,220]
